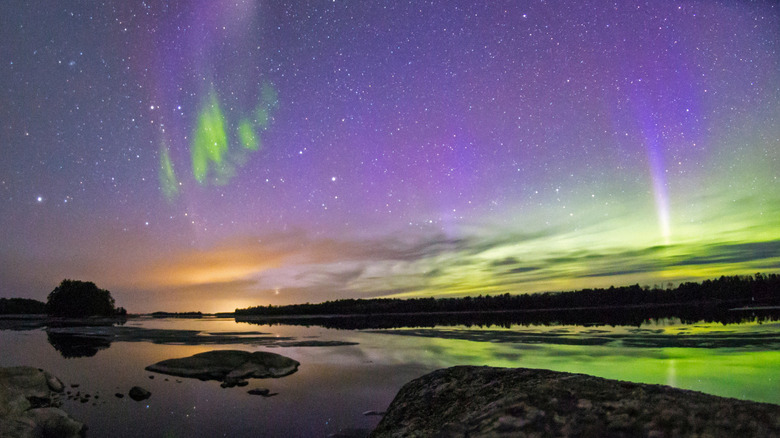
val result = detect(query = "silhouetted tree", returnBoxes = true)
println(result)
[46,279,120,317]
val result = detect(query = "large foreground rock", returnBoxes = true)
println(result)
[0,366,85,438]
[371,366,780,437]
[145,350,299,381]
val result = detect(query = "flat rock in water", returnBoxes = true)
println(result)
[371,366,780,437]
[145,350,299,381]
[0,366,85,438]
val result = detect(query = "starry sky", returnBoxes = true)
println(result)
[1,0,778,313]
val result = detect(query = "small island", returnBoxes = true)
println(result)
[45,279,126,318]
[1,279,128,332]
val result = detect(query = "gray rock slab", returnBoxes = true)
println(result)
[44,325,358,347]
[145,350,299,381]
[371,366,780,437]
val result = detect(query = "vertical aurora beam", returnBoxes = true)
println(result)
[627,71,676,247]
[645,137,671,245]
[623,100,673,246]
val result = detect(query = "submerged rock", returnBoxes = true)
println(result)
[247,388,277,397]
[145,350,299,382]
[371,366,780,437]
[0,366,85,438]
[362,410,385,416]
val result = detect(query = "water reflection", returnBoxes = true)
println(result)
[2,315,779,437]
[39,317,126,358]
[4,310,778,359]
[46,329,113,358]
[236,307,780,330]
[39,321,357,358]
[365,325,780,349]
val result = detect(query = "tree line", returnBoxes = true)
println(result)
[235,273,780,317]
[150,311,203,318]
[0,297,46,314]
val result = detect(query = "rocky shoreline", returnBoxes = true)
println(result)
[371,366,780,437]
[0,367,85,438]
[5,364,780,437]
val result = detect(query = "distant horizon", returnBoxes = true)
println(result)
[8,271,778,315]
[6,244,779,314]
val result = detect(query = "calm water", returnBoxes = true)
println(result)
[2,317,779,437]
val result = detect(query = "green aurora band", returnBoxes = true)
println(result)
[238,119,260,151]
[256,81,278,129]
[159,82,277,200]
[191,88,231,185]
[158,142,179,202]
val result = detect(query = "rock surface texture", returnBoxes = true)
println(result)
[145,350,300,381]
[0,366,85,438]
[371,366,780,438]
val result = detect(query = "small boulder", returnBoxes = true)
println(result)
[44,372,65,393]
[128,386,151,401]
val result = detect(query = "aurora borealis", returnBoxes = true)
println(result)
[1,1,778,313]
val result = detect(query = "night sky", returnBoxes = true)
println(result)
[1,0,778,313]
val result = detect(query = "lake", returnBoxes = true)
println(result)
[2,315,779,437]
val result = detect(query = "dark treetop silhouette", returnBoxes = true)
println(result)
[45,279,126,317]
[236,273,779,318]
